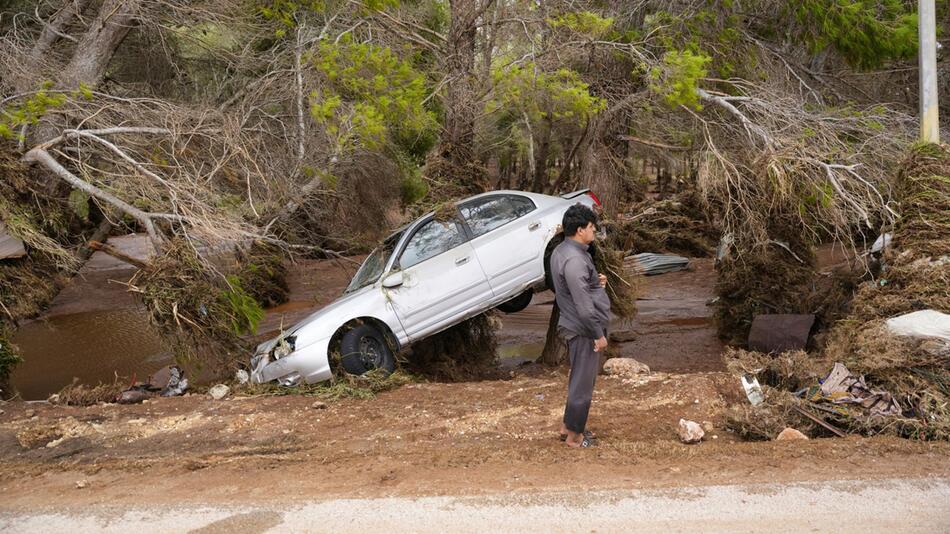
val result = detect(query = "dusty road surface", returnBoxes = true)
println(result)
[3,255,948,531]
[3,478,948,533]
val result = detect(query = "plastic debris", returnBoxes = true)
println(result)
[742,375,764,406]
[870,233,892,254]
[815,362,902,417]
[885,310,950,341]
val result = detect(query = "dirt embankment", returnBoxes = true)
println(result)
[1,370,948,509]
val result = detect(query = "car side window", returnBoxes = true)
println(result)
[459,195,536,238]
[398,219,466,269]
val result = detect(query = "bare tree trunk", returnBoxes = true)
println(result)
[32,0,144,194]
[440,0,480,167]
[540,304,567,366]
[294,19,307,164]
[58,0,142,89]
[28,0,91,65]
[531,116,552,192]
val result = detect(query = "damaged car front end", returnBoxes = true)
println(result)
[249,232,407,387]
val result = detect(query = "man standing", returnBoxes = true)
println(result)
[549,204,610,448]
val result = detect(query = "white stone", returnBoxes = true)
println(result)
[678,418,704,444]
[209,384,230,400]
[603,358,650,377]
[775,427,809,441]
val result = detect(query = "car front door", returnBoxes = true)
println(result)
[459,194,543,298]
[385,217,492,340]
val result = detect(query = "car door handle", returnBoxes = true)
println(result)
[528,221,541,231]
[455,256,469,266]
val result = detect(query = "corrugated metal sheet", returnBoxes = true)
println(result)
[624,253,690,275]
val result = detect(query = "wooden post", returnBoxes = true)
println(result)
[919,0,940,143]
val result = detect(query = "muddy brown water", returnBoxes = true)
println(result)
[9,254,732,400]
[10,310,171,400]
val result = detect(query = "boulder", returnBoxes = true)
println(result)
[603,358,650,377]
[116,390,149,404]
[678,419,704,444]
[776,427,809,441]
[209,384,230,400]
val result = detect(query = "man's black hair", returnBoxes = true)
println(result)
[562,203,598,237]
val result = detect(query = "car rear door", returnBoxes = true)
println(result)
[459,194,544,298]
[385,216,492,340]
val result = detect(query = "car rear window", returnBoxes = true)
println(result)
[459,194,536,237]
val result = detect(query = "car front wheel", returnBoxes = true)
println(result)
[340,324,396,375]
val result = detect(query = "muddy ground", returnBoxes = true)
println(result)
[2,253,949,509]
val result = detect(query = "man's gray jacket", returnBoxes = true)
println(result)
[550,239,611,339]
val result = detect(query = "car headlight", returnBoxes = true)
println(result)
[272,335,296,359]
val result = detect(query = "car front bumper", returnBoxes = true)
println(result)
[249,336,334,386]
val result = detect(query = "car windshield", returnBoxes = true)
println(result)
[344,231,402,294]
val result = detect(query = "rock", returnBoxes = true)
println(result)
[24,409,35,418]
[75,480,88,489]
[776,427,809,441]
[311,400,328,410]
[116,390,149,404]
[235,369,250,385]
[678,419,704,444]
[47,394,61,405]
[702,421,714,432]
[209,384,230,400]
[608,330,637,343]
[603,358,650,377]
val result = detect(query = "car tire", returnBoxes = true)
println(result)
[544,233,565,291]
[340,324,396,375]
[496,289,533,314]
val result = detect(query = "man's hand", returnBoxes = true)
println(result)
[593,336,608,352]
[598,273,607,287]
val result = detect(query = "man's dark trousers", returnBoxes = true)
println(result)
[562,331,598,433]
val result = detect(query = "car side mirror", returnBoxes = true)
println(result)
[382,271,403,288]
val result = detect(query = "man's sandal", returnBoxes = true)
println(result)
[566,436,596,448]
[559,430,595,442]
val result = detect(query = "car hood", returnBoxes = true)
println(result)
[256,284,378,354]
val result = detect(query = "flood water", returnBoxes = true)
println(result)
[10,310,171,400]
[497,341,544,369]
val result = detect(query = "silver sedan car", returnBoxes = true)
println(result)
[250,189,601,386]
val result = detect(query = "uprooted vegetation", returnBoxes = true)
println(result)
[725,145,950,441]
[127,239,275,378]
[607,191,719,257]
[400,313,501,381]
[240,369,416,400]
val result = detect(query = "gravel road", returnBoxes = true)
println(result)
[3,477,947,533]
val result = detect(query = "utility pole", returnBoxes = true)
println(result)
[919,0,939,143]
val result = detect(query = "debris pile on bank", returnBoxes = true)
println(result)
[725,146,950,441]
[607,191,719,257]
[128,239,267,375]
[402,313,500,381]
